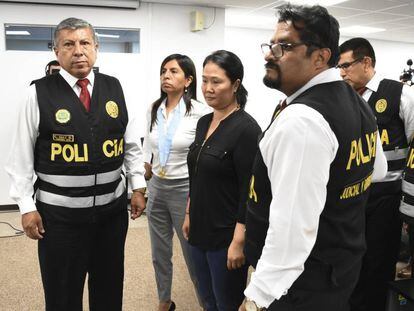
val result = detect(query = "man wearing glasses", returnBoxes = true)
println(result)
[338,38,414,311]
[239,4,387,311]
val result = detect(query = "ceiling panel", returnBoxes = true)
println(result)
[338,12,409,24]
[333,0,413,11]
[143,0,275,8]
[380,3,414,15]
[327,6,369,18]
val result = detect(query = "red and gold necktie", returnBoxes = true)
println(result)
[76,79,91,112]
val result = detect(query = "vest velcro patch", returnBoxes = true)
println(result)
[53,134,74,143]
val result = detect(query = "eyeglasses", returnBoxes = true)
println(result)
[336,58,363,70]
[261,42,307,58]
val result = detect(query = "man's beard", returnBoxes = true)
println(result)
[263,62,281,90]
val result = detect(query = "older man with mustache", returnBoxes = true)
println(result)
[6,17,146,311]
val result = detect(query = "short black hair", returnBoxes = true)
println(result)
[277,4,340,67]
[203,50,248,109]
[339,37,376,67]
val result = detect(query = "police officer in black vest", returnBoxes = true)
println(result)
[338,38,414,311]
[400,137,414,276]
[6,17,146,311]
[239,4,387,311]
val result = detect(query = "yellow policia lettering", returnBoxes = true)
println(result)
[380,129,389,146]
[103,138,124,158]
[249,175,258,203]
[340,173,372,200]
[407,148,414,169]
[346,131,378,170]
[50,143,89,162]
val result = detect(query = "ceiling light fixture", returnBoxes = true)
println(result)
[96,32,120,39]
[6,30,31,36]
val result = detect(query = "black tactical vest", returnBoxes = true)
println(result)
[368,79,406,173]
[33,73,128,223]
[401,138,414,220]
[245,81,378,286]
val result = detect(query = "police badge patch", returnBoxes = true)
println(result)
[55,109,71,124]
[375,99,387,113]
[106,101,119,118]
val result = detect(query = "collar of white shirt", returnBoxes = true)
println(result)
[365,72,381,93]
[59,67,95,90]
[160,97,186,118]
[287,67,342,105]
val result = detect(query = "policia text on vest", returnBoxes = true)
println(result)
[50,138,123,162]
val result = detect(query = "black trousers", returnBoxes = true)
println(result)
[38,207,129,311]
[350,192,402,311]
[266,259,361,311]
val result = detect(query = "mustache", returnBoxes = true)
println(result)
[265,62,279,70]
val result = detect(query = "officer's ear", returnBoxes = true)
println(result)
[362,56,374,71]
[314,48,331,69]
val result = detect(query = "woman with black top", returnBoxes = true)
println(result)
[182,50,261,311]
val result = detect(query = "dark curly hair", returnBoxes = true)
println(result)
[278,4,340,67]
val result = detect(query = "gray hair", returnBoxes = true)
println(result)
[53,17,98,47]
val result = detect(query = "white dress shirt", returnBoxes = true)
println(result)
[143,98,211,179]
[244,68,387,308]
[5,68,146,215]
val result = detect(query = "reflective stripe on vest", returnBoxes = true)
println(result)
[380,169,403,182]
[36,166,123,188]
[384,147,408,162]
[400,201,414,218]
[36,177,125,208]
[403,180,414,195]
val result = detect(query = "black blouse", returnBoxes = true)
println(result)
[187,109,261,250]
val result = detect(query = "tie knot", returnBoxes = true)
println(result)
[77,79,89,89]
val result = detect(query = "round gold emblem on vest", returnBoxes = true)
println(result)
[106,101,119,118]
[55,109,71,124]
[375,99,387,113]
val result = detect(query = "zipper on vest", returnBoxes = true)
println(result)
[194,140,206,175]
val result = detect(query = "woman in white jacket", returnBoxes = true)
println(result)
[143,54,210,311]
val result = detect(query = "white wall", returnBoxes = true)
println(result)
[225,27,282,129]
[225,26,414,129]
[0,2,224,205]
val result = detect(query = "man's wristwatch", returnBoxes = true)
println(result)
[245,298,266,311]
